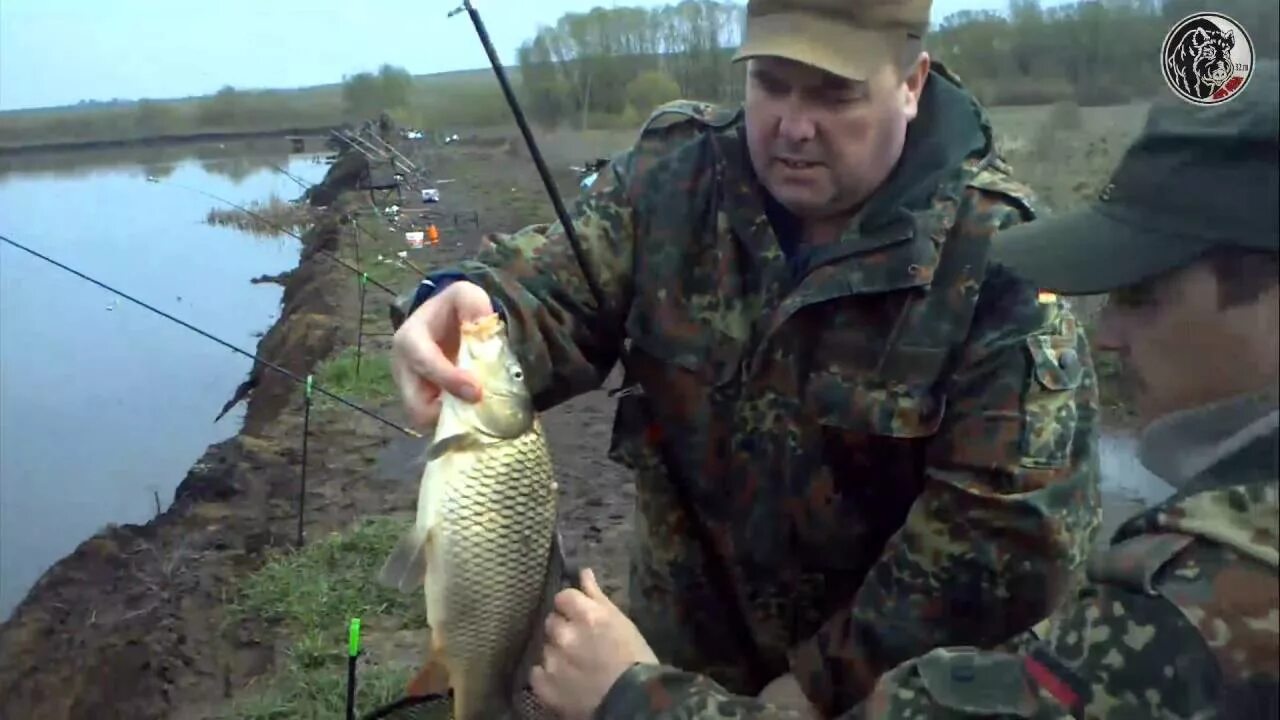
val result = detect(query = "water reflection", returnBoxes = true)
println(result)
[0,136,328,184]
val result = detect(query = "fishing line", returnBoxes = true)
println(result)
[268,162,312,191]
[0,234,421,438]
[146,176,402,297]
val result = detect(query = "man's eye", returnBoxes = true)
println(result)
[758,78,788,95]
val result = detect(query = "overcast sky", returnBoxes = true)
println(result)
[0,0,1028,111]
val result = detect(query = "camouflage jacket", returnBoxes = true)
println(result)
[845,419,1279,719]
[404,66,1102,717]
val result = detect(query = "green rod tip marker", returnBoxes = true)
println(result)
[349,617,361,657]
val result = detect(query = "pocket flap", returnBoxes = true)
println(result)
[1026,334,1084,391]
[806,369,946,438]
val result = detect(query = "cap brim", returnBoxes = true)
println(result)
[731,12,905,81]
[991,202,1213,295]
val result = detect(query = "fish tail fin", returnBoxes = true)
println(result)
[406,658,450,698]
[377,524,430,593]
[407,626,452,698]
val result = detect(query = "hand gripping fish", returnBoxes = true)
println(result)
[378,312,563,719]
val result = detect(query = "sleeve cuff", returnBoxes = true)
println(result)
[594,662,700,719]
[408,271,505,316]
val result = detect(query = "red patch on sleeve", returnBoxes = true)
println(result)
[1023,655,1081,713]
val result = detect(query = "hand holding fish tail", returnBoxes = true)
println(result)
[530,567,660,720]
[390,280,495,431]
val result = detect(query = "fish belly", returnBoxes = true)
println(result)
[433,419,557,719]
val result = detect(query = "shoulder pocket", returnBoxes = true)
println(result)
[1020,311,1089,468]
[914,647,1040,716]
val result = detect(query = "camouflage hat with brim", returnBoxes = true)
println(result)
[992,60,1279,296]
[732,0,931,81]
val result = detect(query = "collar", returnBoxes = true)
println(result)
[1137,390,1280,487]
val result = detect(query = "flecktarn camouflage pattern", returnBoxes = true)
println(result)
[847,426,1279,719]
[406,62,1102,718]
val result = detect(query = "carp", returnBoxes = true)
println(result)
[378,312,559,719]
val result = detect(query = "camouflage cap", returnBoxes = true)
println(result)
[731,0,931,81]
[990,60,1279,296]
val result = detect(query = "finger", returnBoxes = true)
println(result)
[451,282,497,322]
[391,353,440,429]
[396,328,481,404]
[579,567,607,602]
[543,610,573,648]
[528,664,556,707]
[552,588,591,619]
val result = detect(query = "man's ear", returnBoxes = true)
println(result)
[902,52,930,120]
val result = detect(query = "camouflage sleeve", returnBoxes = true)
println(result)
[436,154,638,411]
[788,197,1104,713]
[844,578,1238,719]
[593,663,806,719]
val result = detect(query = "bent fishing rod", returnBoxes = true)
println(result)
[0,233,420,438]
[447,0,772,688]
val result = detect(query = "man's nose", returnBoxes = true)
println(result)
[777,101,817,143]
[1093,306,1126,352]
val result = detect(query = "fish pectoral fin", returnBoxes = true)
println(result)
[377,525,434,594]
[425,432,484,462]
[406,658,450,698]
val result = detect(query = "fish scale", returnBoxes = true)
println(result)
[433,419,558,718]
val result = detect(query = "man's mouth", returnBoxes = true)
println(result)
[777,158,820,170]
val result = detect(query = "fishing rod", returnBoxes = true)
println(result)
[146,176,403,297]
[269,162,312,191]
[446,1,606,315]
[0,233,421,439]
[447,0,772,690]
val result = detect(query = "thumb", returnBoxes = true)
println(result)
[579,568,608,603]
[451,281,496,323]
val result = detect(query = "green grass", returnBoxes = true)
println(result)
[310,345,397,412]
[228,662,416,720]
[222,516,429,719]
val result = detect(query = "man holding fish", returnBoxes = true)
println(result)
[387,0,1102,717]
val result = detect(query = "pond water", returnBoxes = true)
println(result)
[0,141,330,621]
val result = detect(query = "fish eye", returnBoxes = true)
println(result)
[508,363,524,381]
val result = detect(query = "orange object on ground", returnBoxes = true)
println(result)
[427,224,440,244]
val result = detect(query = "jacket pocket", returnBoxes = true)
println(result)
[607,317,746,474]
[1020,326,1085,468]
[804,344,949,438]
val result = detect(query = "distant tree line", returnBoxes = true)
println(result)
[515,0,1279,128]
[3,0,1275,147]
